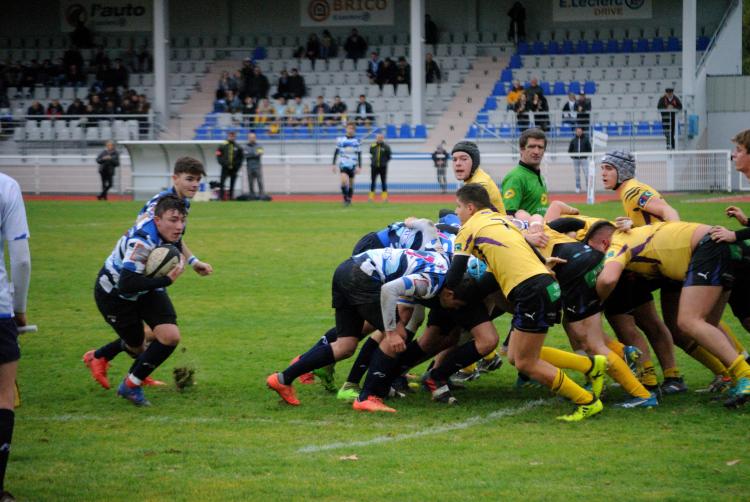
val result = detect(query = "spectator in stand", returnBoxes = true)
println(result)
[657,87,682,150]
[354,94,374,126]
[217,71,236,99]
[63,47,84,75]
[239,58,254,97]
[27,101,44,119]
[67,98,85,116]
[506,79,524,110]
[241,96,256,127]
[568,126,592,193]
[366,52,381,84]
[134,94,151,137]
[248,67,269,101]
[137,45,152,73]
[320,30,337,60]
[91,46,110,73]
[432,140,450,193]
[425,53,441,83]
[46,100,64,118]
[396,57,411,94]
[286,96,305,127]
[70,20,94,48]
[425,14,439,48]
[225,90,242,113]
[89,94,105,114]
[331,96,348,124]
[377,57,396,91]
[575,91,591,130]
[120,44,138,73]
[507,1,526,43]
[101,87,121,107]
[306,34,321,69]
[96,140,120,200]
[120,96,134,114]
[313,95,331,125]
[255,98,274,126]
[274,70,291,100]
[112,59,129,88]
[524,77,543,101]
[530,93,549,131]
[561,92,578,129]
[273,97,288,125]
[19,61,39,89]
[287,69,306,99]
[344,29,368,61]
[103,100,119,116]
[514,92,530,131]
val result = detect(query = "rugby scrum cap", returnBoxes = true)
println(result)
[451,141,480,173]
[601,150,636,184]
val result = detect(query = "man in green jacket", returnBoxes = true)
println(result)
[501,128,549,215]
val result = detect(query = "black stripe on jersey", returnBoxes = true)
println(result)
[624,187,641,201]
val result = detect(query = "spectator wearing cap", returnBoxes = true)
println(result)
[657,88,682,150]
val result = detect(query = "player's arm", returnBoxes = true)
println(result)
[2,182,31,327]
[180,240,213,276]
[643,197,679,221]
[547,217,586,234]
[544,200,579,222]
[380,273,434,352]
[356,151,362,173]
[596,261,624,301]
[118,238,185,293]
[331,147,340,172]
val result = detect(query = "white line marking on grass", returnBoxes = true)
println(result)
[297,398,550,453]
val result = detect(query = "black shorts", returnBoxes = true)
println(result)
[729,266,750,320]
[352,232,385,255]
[507,274,561,333]
[426,300,491,334]
[684,235,734,288]
[0,318,20,364]
[335,302,384,340]
[553,243,603,322]
[339,166,356,177]
[331,258,382,308]
[94,284,177,348]
[603,272,655,316]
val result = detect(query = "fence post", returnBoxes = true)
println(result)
[726,150,733,193]
[34,157,40,195]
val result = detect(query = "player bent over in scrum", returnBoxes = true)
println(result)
[93,196,187,406]
[440,184,607,421]
[266,247,449,412]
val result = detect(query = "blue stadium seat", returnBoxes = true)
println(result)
[636,38,649,52]
[499,123,512,138]
[540,81,551,95]
[211,128,227,140]
[576,40,589,54]
[466,125,478,138]
[651,37,664,52]
[492,82,506,96]
[532,41,545,54]
[591,40,604,53]
[204,113,218,126]
[252,46,267,60]
[697,36,710,51]
[593,122,605,133]
[651,121,663,135]
[621,121,633,136]
[561,40,574,54]
[517,41,529,55]
[667,36,680,51]
[194,127,209,140]
[607,122,620,136]
[547,40,560,54]
[385,124,398,139]
[509,54,522,68]
[356,126,369,135]
[399,123,412,139]
[297,130,312,140]
[480,125,495,138]
[414,124,427,138]
[568,81,581,94]
[484,97,498,111]
[477,112,489,124]
[583,81,596,94]
[500,69,514,82]
[637,121,651,135]
[552,81,566,95]
[621,39,634,52]
[605,39,619,53]
[558,125,574,138]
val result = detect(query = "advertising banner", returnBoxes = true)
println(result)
[61,1,153,32]
[553,0,652,22]
[300,0,394,27]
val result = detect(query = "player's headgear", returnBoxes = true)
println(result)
[601,150,635,185]
[451,141,480,174]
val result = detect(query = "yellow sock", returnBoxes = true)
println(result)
[483,350,499,362]
[607,352,651,398]
[605,339,626,359]
[687,344,728,376]
[663,367,681,379]
[540,346,592,373]
[551,369,594,405]
[461,362,477,373]
[728,355,750,380]
[369,191,375,200]
[639,361,658,387]
[381,191,388,200]
[721,320,749,359]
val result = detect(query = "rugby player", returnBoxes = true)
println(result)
[451,141,505,214]
[331,123,362,206]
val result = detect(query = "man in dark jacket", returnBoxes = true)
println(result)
[248,67,270,101]
[344,29,368,61]
[96,140,120,200]
[425,53,441,83]
[369,133,391,202]
[215,131,244,200]
[287,69,306,98]
[396,57,411,94]
[568,127,592,193]
[657,88,682,150]
[244,132,265,198]
[354,94,374,126]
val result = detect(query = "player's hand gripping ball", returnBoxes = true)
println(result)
[145,244,181,278]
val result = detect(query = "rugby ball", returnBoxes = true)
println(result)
[145,244,181,278]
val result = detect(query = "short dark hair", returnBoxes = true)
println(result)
[154,194,188,217]
[584,220,615,244]
[519,128,547,149]
[456,183,491,210]
[173,156,206,176]
[732,129,750,152]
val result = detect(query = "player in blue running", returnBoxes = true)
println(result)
[93,195,188,407]
[266,247,449,411]
[331,123,362,206]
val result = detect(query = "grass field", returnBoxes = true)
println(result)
[12,196,750,501]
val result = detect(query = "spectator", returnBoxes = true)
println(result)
[96,140,120,200]
[561,92,578,128]
[91,46,110,72]
[425,14,439,47]
[137,45,152,73]
[27,101,44,119]
[524,77,543,101]
[104,100,119,116]
[244,132,265,198]
[306,34,321,69]
[514,93,530,131]
[70,20,94,48]
[320,30,337,59]
[225,90,242,113]
[377,57,396,90]
[507,1,526,43]
[530,93,549,131]
[312,95,331,125]
[575,91,591,130]
[432,141,450,193]
[344,28,368,61]
[63,47,84,75]
[120,44,138,73]
[65,64,86,87]
[255,98,274,126]
[89,94,105,115]
[657,87,682,150]
[239,58,254,96]
[366,52,381,84]
[286,96,305,127]
[248,67,269,101]
[506,79,524,110]
[273,97,288,125]
[120,96,134,114]
[112,59,128,88]
[568,127,592,193]
[330,96,347,124]
[67,98,85,116]
[396,57,411,94]
[215,131,244,200]
[274,70,291,100]
[425,53,441,83]
[287,68,306,98]
[354,94,374,126]
[46,99,64,117]
[217,71,236,99]
[134,94,151,137]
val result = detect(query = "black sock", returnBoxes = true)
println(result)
[132,341,176,381]
[323,327,337,344]
[395,340,428,375]
[346,337,378,385]
[431,342,482,381]
[0,409,14,492]
[359,347,398,400]
[347,186,354,200]
[94,339,125,361]
[341,185,348,201]
[282,343,335,384]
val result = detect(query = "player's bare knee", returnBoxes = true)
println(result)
[153,324,181,346]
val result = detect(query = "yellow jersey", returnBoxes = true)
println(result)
[454,209,550,295]
[465,168,506,215]
[536,224,580,259]
[619,178,664,227]
[604,221,703,281]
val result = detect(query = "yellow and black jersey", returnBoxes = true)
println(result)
[619,178,664,227]
[465,168,506,215]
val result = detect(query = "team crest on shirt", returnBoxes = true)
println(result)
[504,189,516,199]
[638,191,653,207]
[606,250,615,258]
[541,193,548,205]
[455,243,462,251]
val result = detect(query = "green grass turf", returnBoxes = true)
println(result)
[13,197,750,500]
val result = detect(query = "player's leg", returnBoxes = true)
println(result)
[339,170,350,204]
[0,318,20,499]
[347,171,355,204]
[339,328,382,399]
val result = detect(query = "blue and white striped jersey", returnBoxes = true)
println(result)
[334,135,361,169]
[375,219,440,252]
[0,173,30,317]
[98,218,171,300]
[355,248,448,296]
[136,187,191,224]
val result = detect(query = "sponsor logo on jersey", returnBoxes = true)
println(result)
[504,188,516,199]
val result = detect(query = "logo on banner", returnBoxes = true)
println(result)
[65,4,88,26]
[625,0,645,8]
[308,0,331,21]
